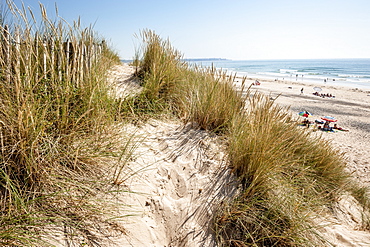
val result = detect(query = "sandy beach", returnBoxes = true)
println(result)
[70,64,370,246]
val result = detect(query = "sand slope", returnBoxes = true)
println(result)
[112,120,237,246]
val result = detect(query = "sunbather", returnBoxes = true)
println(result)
[333,124,349,132]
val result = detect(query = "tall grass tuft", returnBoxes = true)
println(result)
[215,92,350,245]
[134,30,247,132]
[135,29,187,101]
[228,93,348,197]
[173,66,247,132]
[0,1,122,245]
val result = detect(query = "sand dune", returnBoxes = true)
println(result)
[68,64,370,246]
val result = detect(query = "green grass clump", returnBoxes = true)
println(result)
[133,30,246,132]
[228,93,348,198]
[135,29,188,101]
[173,66,246,132]
[215,93,350,246]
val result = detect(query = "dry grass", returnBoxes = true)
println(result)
[173,66,247,132]
[135,29,187,101]
[134,30,247,132]
[215,93,350,246]
[0,1,128,245]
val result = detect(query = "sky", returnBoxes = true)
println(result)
[8,0,370,60]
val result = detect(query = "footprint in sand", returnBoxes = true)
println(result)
[169,169,187,198]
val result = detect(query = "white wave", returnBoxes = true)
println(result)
[338,74,370,78]
[280,69,298,74]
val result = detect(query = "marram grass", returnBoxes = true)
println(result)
[0,1,129,245]
[134,30,247,132]
[215,93,350,246]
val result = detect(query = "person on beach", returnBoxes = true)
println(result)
[322,121,333,131]
[333,124,349,131]
[301,88,304,94]
[301,119,312,128]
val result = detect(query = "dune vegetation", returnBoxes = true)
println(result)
[131,30,370,246]
[0,1,126,245]
[1,1,370,246]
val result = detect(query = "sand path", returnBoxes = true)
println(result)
[105,64,238,246]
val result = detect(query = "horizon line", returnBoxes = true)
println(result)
[120,57,370,61]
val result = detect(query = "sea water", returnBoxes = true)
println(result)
[188,59,370,90]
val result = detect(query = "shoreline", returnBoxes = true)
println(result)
[192,58,370,91]
[234,72,370,92]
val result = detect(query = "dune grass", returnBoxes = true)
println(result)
[132,30,247,132]
[135,29,187,101]
[173,66,247,132]
[214,94,350,246]
[133,30,370,246]
[0,1,129,245]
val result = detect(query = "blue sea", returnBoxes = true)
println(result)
[188,59,370,90]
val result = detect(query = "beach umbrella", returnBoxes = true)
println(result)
[313,87,322,92]
[321,116,337,122]
[298,111,313,118]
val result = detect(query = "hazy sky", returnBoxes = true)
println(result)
[10,0,370,60]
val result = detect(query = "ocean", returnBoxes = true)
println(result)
[188,59,370,90]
